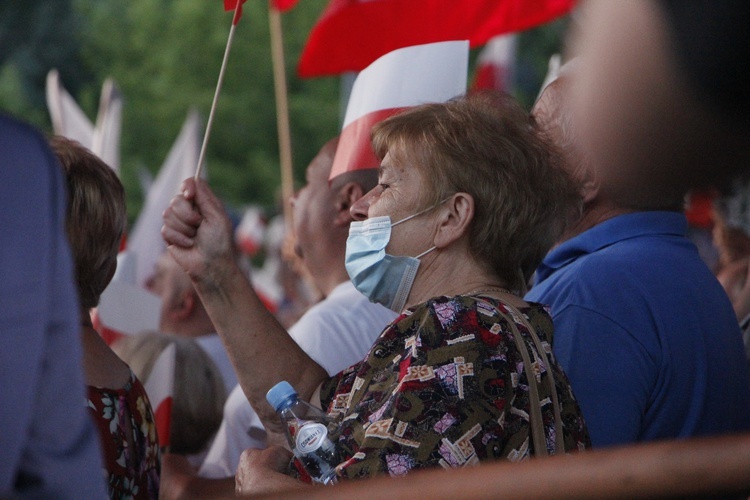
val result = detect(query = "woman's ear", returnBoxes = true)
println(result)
[333,182,365,226]
[434,193,474,248]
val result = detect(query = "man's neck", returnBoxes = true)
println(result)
[313,264,350,298]
[559,201,635,243]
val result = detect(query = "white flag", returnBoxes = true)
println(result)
[127,110,203,287]
[46,69,94,150]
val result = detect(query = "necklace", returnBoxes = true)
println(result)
[465,287,515,297]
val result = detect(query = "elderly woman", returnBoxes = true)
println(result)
[51,136,160,498]
[162,92,589,493]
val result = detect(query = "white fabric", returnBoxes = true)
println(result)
[197,281,396,478]
[341,41,469,127]
[195,334,239,395]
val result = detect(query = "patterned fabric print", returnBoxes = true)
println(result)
[319,295,590,481]
[87,371,160,499]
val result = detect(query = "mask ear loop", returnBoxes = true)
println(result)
[391,195,455,227]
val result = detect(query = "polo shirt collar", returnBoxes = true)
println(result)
[534,211,689,283]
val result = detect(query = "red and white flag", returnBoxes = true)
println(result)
[329,40,468,181]
[472,34,517,93]
[299,0,575,77]
[235,205,267,257]
[143,343,176,449]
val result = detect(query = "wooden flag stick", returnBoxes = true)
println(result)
[268,3,294,221]
[195,2,242,180]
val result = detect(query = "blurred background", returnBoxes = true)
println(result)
[0,0,569,224]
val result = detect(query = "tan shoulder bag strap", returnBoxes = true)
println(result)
[476,297,565,456]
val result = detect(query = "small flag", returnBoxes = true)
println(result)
[272,0,298,11]
[329,40,468,181]
[471,34,517,93]
[235,206,267,257]
[143,343,176,449]
[224,0,248,24]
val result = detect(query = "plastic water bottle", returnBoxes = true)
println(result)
[266,381,340,485]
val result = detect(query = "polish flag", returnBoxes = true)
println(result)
[329,40,468,181]
[471,34,517,93]
[143,343,176,449]
[299,0,575,77]
[235,205,267,257]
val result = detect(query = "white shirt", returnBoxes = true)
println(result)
[198,281,396,478]
[195,333,239,396]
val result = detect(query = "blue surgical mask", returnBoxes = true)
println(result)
[345,204,440,312]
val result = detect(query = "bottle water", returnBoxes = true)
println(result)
[266,381,340,485]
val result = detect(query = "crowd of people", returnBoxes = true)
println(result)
[1,1,749,498]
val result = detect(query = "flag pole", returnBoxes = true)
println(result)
[195,1,242,180]
[268,2,294,222]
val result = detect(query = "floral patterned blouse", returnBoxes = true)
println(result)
[318,294,590,480]
[87,370,160,499]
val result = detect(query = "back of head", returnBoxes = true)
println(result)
[371,91,582,289]
[537,62,685,212]
[533,64,591,186]
[328,135,380,210]
[50,136,126,310]
[112,332,226,455]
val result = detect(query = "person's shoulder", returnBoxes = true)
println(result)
[0,113,52,156]
[0,114,59,186]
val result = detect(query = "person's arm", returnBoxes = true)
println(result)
[162,177,327,432]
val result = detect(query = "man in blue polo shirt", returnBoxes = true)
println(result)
[526,67,750,448]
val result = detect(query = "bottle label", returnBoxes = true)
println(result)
[295,422,328,454]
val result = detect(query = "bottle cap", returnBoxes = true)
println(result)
[266,380,298,411]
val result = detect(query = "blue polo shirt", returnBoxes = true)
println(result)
[526,211,750,447]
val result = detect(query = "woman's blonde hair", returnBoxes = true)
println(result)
[371,91,582,290]
[112,332,227,455]
[50,136,126,309]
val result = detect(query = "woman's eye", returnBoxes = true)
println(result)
[378,183,390,191]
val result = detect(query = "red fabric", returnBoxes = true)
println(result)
[272,0,299,11]
[153,397,174,448]
[685,189,717,229]
[299,0,575,77]
[472,64,510,91]
[224,0,248,24]
[330,107,406,179]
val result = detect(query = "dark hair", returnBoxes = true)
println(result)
[50,136,126,309]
